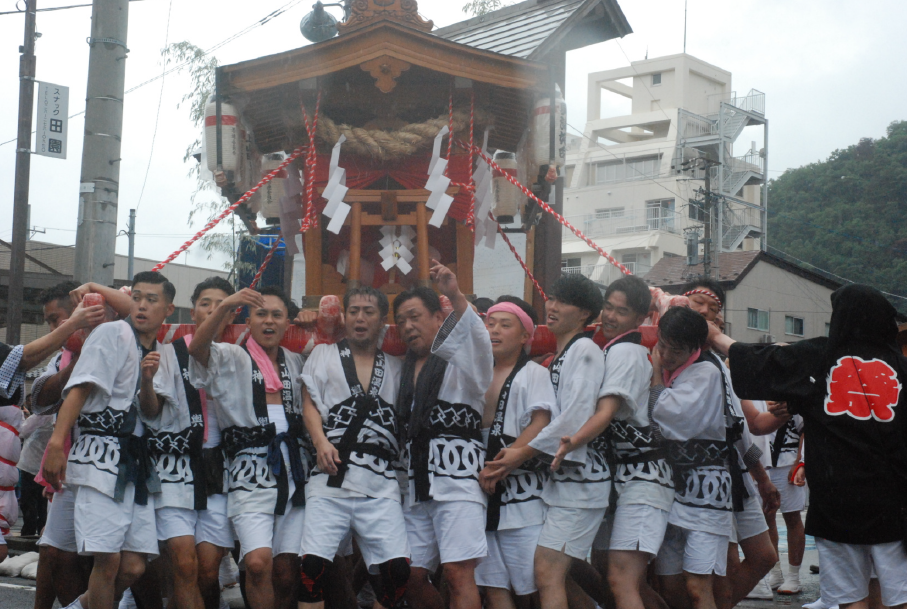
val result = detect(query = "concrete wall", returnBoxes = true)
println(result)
[725,261,834,343]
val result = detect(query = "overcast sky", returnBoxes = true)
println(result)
[1,0,905,271]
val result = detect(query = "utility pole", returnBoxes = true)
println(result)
[73,0,129,285]
[7,0,38,345]
[127,208,136,280]
[702,166,712,279]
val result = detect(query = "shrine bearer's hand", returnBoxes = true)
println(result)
[42,441,67,492]
[222,288,266,312]
[314,437,342,476]
[478,468,500,495]
[792,465,806,487]
[141,352,161,383]
[758,478,781,516]
[429,259,460,301]
[767,401,790,418]
[294,310,318,327]
[66,301,107,331]
[483,446,528,487]
[550,436,576,472]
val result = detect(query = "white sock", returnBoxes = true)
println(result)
[786,563,801,585]
[65,596,85,609]
[772,561,783,576]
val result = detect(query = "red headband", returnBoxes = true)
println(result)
[683,289,723,310]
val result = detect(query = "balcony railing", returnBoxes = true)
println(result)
[562,263,652,286]
[562,209,683,242]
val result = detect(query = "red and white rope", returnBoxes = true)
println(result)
[234,233,283,314]
[300,90,323,232]
[460,140,631,276]
[467,90,476,230]
[496,223,547,300]
[150,147,306,273]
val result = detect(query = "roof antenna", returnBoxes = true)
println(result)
[645,46,648,60]
[683,0,688,53]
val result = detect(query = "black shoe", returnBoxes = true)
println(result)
[809,565,820,574]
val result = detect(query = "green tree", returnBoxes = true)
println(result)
[462,0,507,16]
[162,41,255,281]
[767,120,907,312]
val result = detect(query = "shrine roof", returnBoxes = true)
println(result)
[433,0,631,61]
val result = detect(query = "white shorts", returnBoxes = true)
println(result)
[768,466,807,514]
[232,505,305,563]
[301,496,409,569]
[730,492,769,544]
[73,484,158,558]
[404,499,487,571]
[816,538,907,607]
[38,487,77,553]
[537,506,607,560]
[156,494,234,548]
[654,524,729,576]
[597,504,670,556]
[475,525,543,596]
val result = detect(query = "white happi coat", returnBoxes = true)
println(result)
[601,339,674,512]
[403,307,494,507]
[64,321,147,499]
[529,335,610,509]
[301,342,404,502]
[651,359,733,535]
[485,360,556,529]
[189,342,308,518]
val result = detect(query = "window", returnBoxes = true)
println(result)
[564,165,575,186]
[688,201,707,222]
[747,308,769,331]
[652,73,662,86]
[621,252,651,274]
[785,316,805,336]
[646,199,675,231]
[562,257,582,271]
[594,207,625,219]
[593,155,660,184]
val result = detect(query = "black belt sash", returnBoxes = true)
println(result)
[702,352,748,512]
[771,419,800,468]
[327,341,393,488]
[400,352,449,503]
[81,406,161,506]
[668,438,731,496]
[486,352,530,532]
[145,338,209,509]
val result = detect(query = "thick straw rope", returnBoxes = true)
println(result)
[300,90,323,232]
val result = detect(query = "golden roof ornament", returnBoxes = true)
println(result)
[337,0,433,35]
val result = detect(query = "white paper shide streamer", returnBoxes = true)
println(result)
[471,128,497,249]
[321,134,349,234]
[424,126,454,228]
[379,225,415,275]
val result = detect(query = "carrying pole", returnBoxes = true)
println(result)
[7,0,38,345]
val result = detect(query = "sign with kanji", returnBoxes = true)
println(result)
[35,81,69,159]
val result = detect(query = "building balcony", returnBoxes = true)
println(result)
[562,262,652,286]
[562,209,684,242]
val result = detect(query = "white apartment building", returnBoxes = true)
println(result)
[561,53,768,286]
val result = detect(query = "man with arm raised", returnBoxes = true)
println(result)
[188,286,309,609]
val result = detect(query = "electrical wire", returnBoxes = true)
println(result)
[0,0,306,147]
[0,0,143,16]
[134,0,173,214]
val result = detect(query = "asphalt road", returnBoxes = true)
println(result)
[1,515,821,609]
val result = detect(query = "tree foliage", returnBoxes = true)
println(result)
[462,0,507,16]
[767,120,907,312]
[161,41,254,280]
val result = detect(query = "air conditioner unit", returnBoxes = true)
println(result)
[759,334,776,344]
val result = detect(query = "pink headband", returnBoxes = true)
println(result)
[683,289,723,311]
[486,302,535,351]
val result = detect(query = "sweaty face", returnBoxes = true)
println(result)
[656,337,696,373]
[545,297,590,338]
[345,294,386,349]
[600,291,646,342]
[486,311,529,359]
[191,288,231,327]
[248,295,289,349]
[687,288,721,322]
[395,297,443,358]
[131,283,174,334]
[43,300,72,332]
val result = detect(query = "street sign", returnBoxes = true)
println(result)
[35,81,68,159]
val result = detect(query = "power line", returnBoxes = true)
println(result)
[0,0,306,147]
[134,0,173,214]
[767,245,907,301]
[0,0,143,16]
